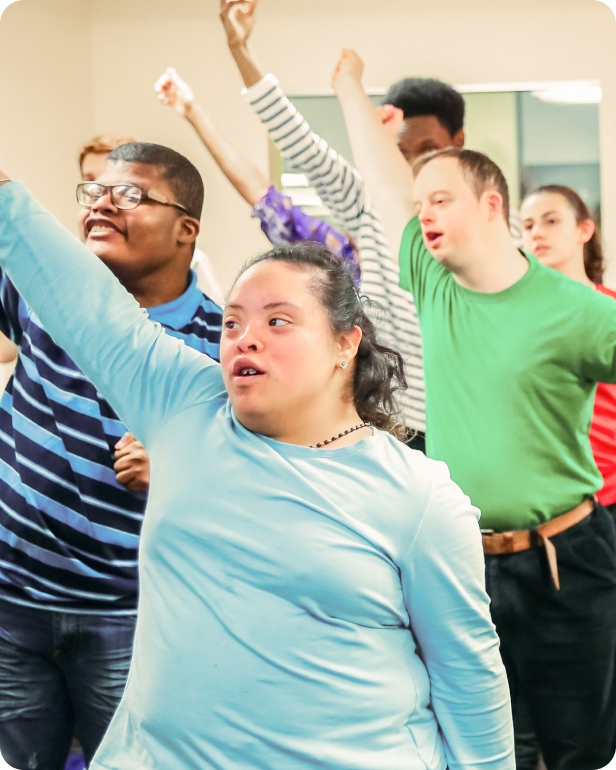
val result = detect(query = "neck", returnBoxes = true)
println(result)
[245,395,368,449]
[558,253,595,287]
[121,266,191,309]
[454,226,528,293]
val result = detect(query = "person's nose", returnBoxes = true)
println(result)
[531,223,545,243]
[418,204,435,226]
[90,190,119,216]
[236,325,264,354]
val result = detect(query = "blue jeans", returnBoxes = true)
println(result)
[486,503,616,770]
[0,599,136,770]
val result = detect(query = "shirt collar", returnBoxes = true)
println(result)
[146,269,202,330]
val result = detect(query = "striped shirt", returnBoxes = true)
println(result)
[244,75,426,432]
[0,268,222,614]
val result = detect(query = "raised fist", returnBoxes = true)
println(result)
[154,67,194,117]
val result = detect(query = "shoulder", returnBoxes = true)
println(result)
[375,430,468,505]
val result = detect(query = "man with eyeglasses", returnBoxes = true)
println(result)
[0,142,222,770]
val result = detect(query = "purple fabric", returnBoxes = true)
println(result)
[65,754,86,770]
[252,187,361,286]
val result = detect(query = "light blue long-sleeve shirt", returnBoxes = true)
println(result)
[0,182,514,770]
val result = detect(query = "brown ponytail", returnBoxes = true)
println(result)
[532,185,604,283]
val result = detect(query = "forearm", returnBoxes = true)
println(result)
[243,75,367,229]
[184,102,268,207]
[0,182,217,446]
[336,77,415,255]
[405,470,514,768]
[229,41,265,89]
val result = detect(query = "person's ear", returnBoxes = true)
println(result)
[337,325,363,367]
[177,216,200,246]
[484,190,505,223]
[453,129,465,149]
[579,217,595,245]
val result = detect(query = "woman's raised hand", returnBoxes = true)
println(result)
[331,49,365,95]
[220,0,258,49]
[154,67,195,118]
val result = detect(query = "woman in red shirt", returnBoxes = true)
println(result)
[521,184,616,511]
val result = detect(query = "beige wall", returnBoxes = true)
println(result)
[2,0,616,288]
[0,0,93,230]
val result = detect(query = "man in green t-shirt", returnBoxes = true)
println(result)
[333,50,616,770]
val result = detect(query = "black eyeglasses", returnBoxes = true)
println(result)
[76,182,190,215]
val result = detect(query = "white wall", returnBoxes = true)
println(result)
[2,0,616,288]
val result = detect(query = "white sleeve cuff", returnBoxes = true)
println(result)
[241,73,280,104]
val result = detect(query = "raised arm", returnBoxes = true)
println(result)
[0,179,224,447]
[222,0,372,236]
[155,67,268,207]
[402,461,514,769]
[333,50,416,257]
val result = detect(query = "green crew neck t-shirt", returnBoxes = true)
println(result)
[399,216,616,531]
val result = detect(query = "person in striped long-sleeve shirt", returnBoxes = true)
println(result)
[0,143,222,770]
[154,16,425,438]
[220,1,426,437]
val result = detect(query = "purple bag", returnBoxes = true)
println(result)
[252,187,361,286]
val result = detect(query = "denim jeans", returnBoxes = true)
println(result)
[0,600,136,770]
[486,503,616,770]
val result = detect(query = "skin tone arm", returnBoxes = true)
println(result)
[220,0,264,88]
[156,68,268,207]
[332,51,416,258]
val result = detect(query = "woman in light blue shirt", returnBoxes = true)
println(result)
[0,175,513,770]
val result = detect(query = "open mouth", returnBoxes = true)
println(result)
[233,361,265,378]
[425,231,444,246]
[86,219,123,237]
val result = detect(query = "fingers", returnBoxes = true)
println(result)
[115,468,137,486]
[115,432,136,451]
[113,454,139,473]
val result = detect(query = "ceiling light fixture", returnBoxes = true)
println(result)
[531,84,602,104]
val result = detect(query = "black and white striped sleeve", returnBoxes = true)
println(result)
[243,74,368,236]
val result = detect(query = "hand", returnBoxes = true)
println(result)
[332,49,365,93]
[376,104,404,137]
[220,0,258,49]
[154,67,194,117]
[114,433,150,493]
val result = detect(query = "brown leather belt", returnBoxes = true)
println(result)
[482,498,595,590]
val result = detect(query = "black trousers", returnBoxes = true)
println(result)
[485,503,616,770]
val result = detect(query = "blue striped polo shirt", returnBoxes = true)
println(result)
[0,268,222,615]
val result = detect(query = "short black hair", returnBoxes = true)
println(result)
[382,78,465,138]
[107,142,204,219]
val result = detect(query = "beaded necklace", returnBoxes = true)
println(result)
[310,422,371,449]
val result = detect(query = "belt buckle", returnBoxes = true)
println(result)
[480,529,495,535]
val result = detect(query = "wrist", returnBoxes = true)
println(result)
[229,38,247,53]
[183,101,196,121]
[334,75,362,101]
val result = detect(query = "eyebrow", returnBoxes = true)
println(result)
[412,189,451,205]
[225,301,300,311]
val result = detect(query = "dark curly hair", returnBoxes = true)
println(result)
[382,78,465,138]
[236,242,408,439]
